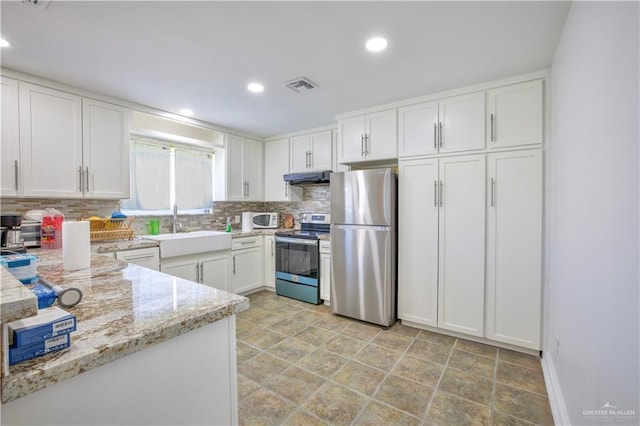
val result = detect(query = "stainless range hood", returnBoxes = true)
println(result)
[283,170,331,185]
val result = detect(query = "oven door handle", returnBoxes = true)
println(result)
[274,237,319,246]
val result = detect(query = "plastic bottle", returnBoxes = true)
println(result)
[225,217,232,233]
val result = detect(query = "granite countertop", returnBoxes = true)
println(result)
[1,249,249,403]
[91,238,160,253]
[0,269,37,324]
[88,227,330,254]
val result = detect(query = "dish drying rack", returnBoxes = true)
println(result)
[77,217,135,242]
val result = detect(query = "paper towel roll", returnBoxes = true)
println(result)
[242,212,253,232]
[63,221,90,271]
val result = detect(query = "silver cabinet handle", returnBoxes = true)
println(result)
[439,122,443,147]
[284,182,288,197]
[14,160,18,191]
[195,263,200,283]
[491,178,495,207]
[246,181,250,197]
[232,255,236,274]
[200,263,204,283]
[78,166,83,192]
[433,123,437,150]
[434,180,438,207]
[439,180,443,207]
[271,240,274,257]
[361,134,365,156]
[490,113,495,142]
[365,134,370,155]
[309,150,313,168]
[85,167,90,192]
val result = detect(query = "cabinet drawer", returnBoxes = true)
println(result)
[319,240,331,253]
[232,237,262,250]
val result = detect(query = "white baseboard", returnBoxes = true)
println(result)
[542,355,571,425]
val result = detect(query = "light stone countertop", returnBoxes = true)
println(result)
[91,237,160,253]
[1,248,249,403]
[0,268,38,324]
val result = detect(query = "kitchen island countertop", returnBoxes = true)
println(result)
[1,248,249,403]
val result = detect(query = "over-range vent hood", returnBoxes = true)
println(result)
[284,170,331,185]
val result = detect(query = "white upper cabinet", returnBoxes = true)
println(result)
[82,98,131,199]
[398,101,439,157]
[20,82,84,198]
[290,130,332,173]
[13,82,130,199]
[485,149,542,349]
[486,80,543,149]
[1,76,21,197]
[438,92,485,153]
[264,138,301,202]
[398,92,484,157]
[338,109,397,163]
[226,134,263,201]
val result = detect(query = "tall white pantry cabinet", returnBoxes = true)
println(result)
[397,78,544,351]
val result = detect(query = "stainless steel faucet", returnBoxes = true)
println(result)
[172,204,178,234]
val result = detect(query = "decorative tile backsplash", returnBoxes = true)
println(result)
[0,184,331,234]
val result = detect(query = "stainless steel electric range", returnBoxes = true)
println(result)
[274,213,330,305]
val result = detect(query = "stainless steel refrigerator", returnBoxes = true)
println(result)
[330,168,397,327]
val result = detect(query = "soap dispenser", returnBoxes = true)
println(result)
[225,217,232,233]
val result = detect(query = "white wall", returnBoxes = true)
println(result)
[545,2,639,425]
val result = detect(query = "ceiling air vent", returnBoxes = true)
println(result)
[284,77,317,93]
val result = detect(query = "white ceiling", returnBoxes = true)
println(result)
[0,1,570,139]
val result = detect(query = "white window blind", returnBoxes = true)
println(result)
[122,141,170,211]
[175,147,213,210]
[121,136,214,214]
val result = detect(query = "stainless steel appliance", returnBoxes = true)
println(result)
[330,168,397,327]
[275,213,330,304]
[251,212,279,229]
[1,214,26,254]
[284,170,331,185]
[22,220,41,248]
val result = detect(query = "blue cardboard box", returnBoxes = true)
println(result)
[8,333,71,365]
[7,306,76,347]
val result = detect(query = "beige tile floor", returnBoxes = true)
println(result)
[237,291,554,426]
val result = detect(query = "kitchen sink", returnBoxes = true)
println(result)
[141,231,231,258]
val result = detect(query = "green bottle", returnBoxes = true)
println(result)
[226,217,232,233]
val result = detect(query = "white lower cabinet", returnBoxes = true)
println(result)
[200,252,232,291]
[319,240,331,304]
[231,236,263,294]
[485,150,542,349]
[114,247,160,271]
[263,235,275,290]
[398,150,543,349]
[160,251,231,292]
[398,154,486,337]
[437,155,486,337]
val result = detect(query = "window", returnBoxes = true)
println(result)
[122,136,214,215]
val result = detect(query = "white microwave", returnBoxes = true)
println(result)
[252,212,279,229]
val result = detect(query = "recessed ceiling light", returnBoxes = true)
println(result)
[366,37,388,52]
[0,38,11,48]
[179,108,194,117]
[247,82,264,93]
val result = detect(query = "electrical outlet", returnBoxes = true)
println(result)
[234,215,240,224]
